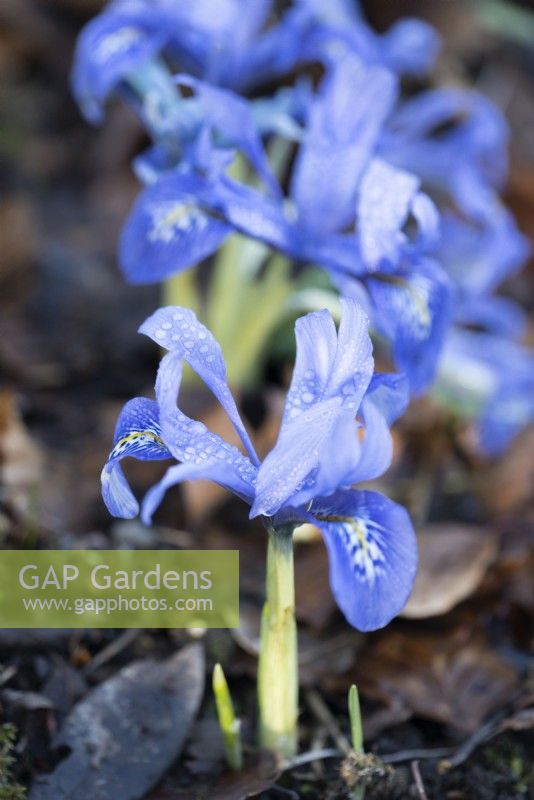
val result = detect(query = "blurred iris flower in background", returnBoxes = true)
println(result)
[73,0,533,454]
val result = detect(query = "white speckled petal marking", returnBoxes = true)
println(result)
[320,514,387,585]
[95,26,144,62]
[148,201,209,244]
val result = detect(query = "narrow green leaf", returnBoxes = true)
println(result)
[348,684,363,754]
[213,663,243,771]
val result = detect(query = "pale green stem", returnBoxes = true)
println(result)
[162,269,200,314]
[213,663,243,771]
[258,523,298,758]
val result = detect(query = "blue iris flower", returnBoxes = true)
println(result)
[101,299,416,631]
[120,53,451,394]
[72,0,439,127]
[434,207,533,455]
[71,0,307,125]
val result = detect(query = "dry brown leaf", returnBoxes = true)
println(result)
[209,751,280,800]
[29,644,205,800]
[0,391,44,521]
[402,525,498,619]
[475,428,534,515]
[295,540,336,629]
[0,197,37,303]
[353,628,518,733]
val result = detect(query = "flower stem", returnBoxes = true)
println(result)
[162,270,200,314]
[258,523,298,757]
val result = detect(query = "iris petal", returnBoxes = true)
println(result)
[141,458,256,524]
[177,76,280,196]
[311,489,417,631]
[101,397,171,518]
[291,54,398,234]
[253,298,374,516]
[140,307,259,464]
[365,259,452,393]
[71,1,170,123]
[357,158,420,270]
[120,171,230,284]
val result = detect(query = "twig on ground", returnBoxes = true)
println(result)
[440,715,504,770]
[411,760,429,800]
[284,748,343,770]
[84,629,142,676]
[382,747,453,764]
[306,689,352,754]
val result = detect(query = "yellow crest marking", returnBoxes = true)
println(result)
[317,514,368,554]
[111,430,165,459]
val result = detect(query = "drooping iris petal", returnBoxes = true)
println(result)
[141,455,255,525]
[71,0,170,123]
[455,294,528,340]
[364,259,452,394]
[101,397,171,518]
[119,171,230,283]
[291,54,398,235]
[135,171,293,257]
[140,307,259,464]
[311,489,417,631]
[252,298,374,516]
[439,328,534,457]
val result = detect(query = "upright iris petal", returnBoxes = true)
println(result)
[356,158,438,271]
[251,298,374,517]
[291,54,398,235]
